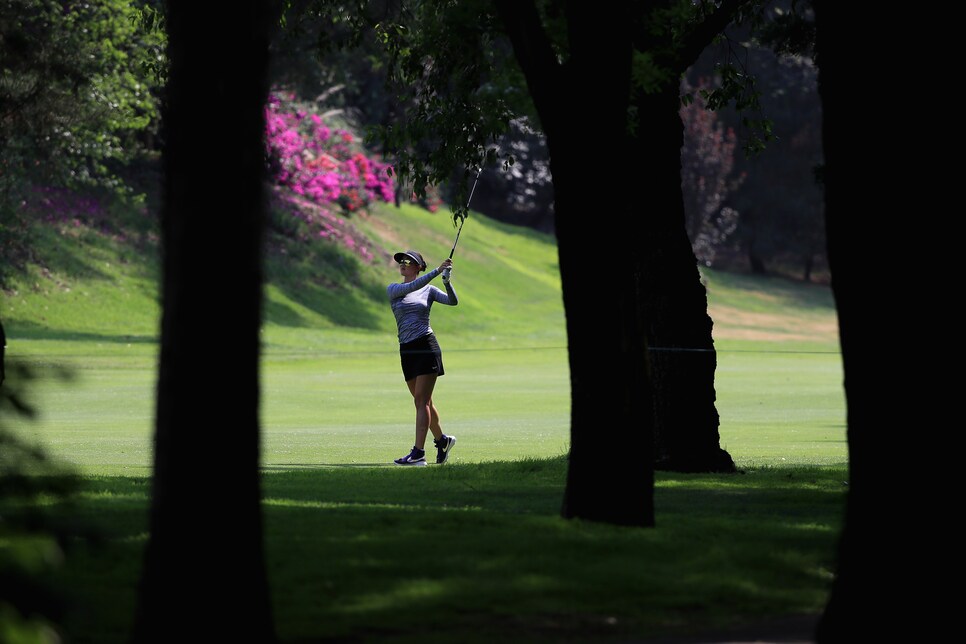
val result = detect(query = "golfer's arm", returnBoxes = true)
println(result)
[387,269,440,299]
[443,282,458,306]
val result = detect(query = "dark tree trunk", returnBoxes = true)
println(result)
[635,86,736,474]
[556,5,655,525]
[746,230,768,274]
[813,3,932,642]
[131,2,279,641]
[553,132,656,525]
[555,151,656,525]
[496,0,655,526]
[493,0,748,520]
[749,251,767,274]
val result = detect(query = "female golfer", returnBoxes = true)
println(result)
[388,249,459,466]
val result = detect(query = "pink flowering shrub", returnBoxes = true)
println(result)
[264,92,395,214]
[25,186,106,226]
[21,185,149,242]
[270,191,376,263]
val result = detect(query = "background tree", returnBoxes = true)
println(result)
[130,1,280,640]
[457,118,556,233]
[680,76,745,268]
[690,13,825,281]
[0,0,163,284]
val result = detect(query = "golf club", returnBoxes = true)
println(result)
[449,166,482,259]
[444,166,482,281]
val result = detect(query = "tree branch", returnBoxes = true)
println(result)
[492,0,565,132]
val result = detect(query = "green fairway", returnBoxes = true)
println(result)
[4,337,844,476]
[1,198,847,643]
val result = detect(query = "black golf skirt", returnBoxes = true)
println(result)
[399,333,445,381]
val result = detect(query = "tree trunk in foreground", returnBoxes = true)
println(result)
[496,0,753,520]
[495,0,655,525]
[813,3,939,642]
[131,2,278,641]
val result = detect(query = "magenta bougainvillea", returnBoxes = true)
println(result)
[263,91,399,262]
[264,92,395,214]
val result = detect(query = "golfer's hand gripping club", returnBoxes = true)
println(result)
[440,258,453,284]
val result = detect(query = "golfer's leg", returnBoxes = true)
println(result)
[427,401,443,441]
[410,374,438,449]
[406,379,422,445]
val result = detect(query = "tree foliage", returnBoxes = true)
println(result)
[691,2,825,279]
[0,347,80,642]
[0,0,164,280]
[0,0,163,187]
[287,0,534,219]
[681,76,745,267]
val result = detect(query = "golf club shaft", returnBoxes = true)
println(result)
[448,225,462,259]
[449,167,482,259]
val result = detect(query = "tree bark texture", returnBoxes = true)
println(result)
[634,86,736,474]
[131,2,279,641]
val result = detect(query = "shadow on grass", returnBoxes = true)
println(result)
[264,236,387,331]
[263,278,384,330]
[5,321,158,345]
[42,458,845,644]
[1,359,84,643]
[16,203,161,287]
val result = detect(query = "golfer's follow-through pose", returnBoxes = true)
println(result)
[388,249,459,466]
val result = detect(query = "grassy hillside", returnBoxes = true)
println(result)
[2,186,837,357]
[2,188,570,358]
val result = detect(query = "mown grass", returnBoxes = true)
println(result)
[34,460,845,644]
[1,194,845,643]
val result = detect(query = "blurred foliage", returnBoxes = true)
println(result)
[286,0,529,220]
[681,77,745,268]
[690,2,825,280]
[0,339,84,643]
[0,0,165,283]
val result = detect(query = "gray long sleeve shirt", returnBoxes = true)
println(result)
[387,268,459,344]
